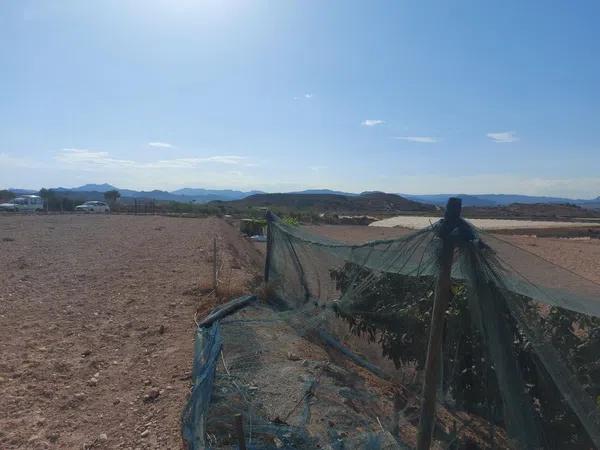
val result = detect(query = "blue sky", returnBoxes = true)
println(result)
[1,0,599,197]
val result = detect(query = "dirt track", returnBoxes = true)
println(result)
[0,215,261,449]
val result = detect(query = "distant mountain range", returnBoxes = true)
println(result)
[290,189,359,196]
[53,183,118,193]
[10,184,264,203]
[401,193,600,208]
[291,190,600,208]
[170,188,264,200]
[6,184,600,208]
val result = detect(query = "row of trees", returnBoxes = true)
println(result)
[0,190,15,202]
[103,190,120,204]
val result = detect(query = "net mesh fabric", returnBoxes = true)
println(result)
[265,216,600,448]
[184,214,600,449]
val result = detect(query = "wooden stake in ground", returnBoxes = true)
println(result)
[417,197,461,450]
[213,236,218,293]
[235,414,247,450]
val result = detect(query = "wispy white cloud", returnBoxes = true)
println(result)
[310,165,327,172]
[294,93,314,100]
[487,131,519,143]
[394,136,438,143]
[55,149,248,170]
[361,119,384,127]
[148,142,174,148]
[204,155,245,165]
[56,149,137,168]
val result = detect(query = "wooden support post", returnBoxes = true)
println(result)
[417,198,462,450]
[213,236,218,292]
[235,414,247,450]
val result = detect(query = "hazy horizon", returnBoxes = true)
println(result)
[5,182,600,201]
[2,1,600,197]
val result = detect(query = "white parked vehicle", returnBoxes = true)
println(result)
[0,195,44,212]
[75,201,111,214]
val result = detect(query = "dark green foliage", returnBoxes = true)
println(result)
[52,196,76,211]
[517,303,600,448]
[0,190,15,202]
[38,188,77,211]
[330,264,500,416]
[103,189,121,204]
[330,264,435,368]
[330,263,600,448]
[162,201,223,216]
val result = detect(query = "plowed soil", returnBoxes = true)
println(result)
[0,215,261,449]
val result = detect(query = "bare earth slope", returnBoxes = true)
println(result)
[216,191,435,213]
[0,215,260,449]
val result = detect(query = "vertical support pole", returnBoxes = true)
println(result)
[264,210,274,283]
[235,414,247,450]
[417,198,462,450]
[213,236,218,293]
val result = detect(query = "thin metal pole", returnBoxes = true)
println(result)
[213,236,218,292]
[417,198,461,450]
[264,211,273,283]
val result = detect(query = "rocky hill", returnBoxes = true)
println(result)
[213,191,436,214]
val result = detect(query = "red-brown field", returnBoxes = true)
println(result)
[0,215,261,449]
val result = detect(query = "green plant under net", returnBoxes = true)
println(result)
[263,214,600,449]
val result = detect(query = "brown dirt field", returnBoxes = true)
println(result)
[0,215,262,449]
[303,224,600,283]
[303,224,413,243]
[496,235,600,284]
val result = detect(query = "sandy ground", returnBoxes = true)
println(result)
[0,215,261,449]
[303,224,413,243]
[493,234,600,284]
